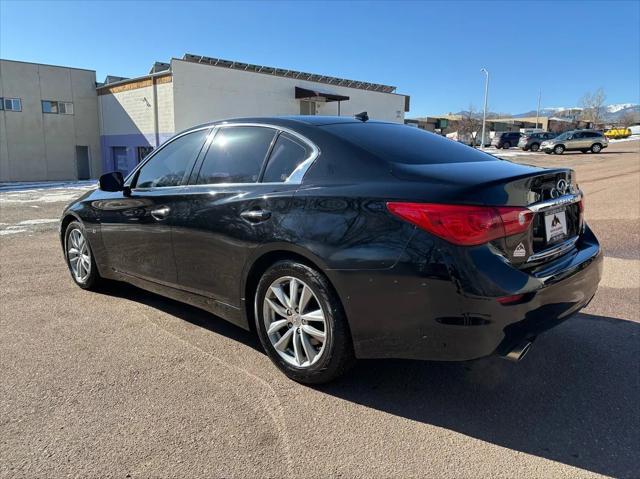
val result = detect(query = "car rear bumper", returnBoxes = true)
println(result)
[329,225,602,361]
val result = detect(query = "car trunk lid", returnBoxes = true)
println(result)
[390,160,582,265]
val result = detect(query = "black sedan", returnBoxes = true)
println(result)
[60,116,603,383]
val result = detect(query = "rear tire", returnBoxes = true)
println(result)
[255,260,355,384]
[581,149,589,154]
[503,142,511,149]
[591,143,602,153]
[553,145,565,155]
[64,221,103,290]
[530,143,540,152]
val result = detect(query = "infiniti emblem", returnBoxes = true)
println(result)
[551,179,569,198]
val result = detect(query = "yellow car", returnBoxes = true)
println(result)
[604,128,632,139]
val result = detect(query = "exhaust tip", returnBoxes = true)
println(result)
[502,340,533,362]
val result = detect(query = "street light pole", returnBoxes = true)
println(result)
[536,89,541,129]
[480,68,489,149]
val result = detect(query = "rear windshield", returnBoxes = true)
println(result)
[321,122,497,165]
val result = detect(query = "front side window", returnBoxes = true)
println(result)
[135,129,209,188]
[196,126,276,184]
[263,133,310,182]
[4,98,22,111]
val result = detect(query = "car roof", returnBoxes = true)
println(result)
[181,115,394,134]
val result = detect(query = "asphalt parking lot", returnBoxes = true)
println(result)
[1,140,639,478]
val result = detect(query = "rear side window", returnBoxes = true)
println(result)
[196,126,276,184]
[322,122,497,165]
[263,133,310,182]
[135,129,208,188]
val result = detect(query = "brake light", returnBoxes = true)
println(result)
[386,202,534,246]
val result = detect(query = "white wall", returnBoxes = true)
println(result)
[0,60,100,181]
[171,59,406,132]
[98,78,174,138]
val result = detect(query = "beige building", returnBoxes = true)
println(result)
[0,59,101,182]
[97,54,409,176]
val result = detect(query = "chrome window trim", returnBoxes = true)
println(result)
[526,236,579,263]
[125,122,320,190]
[528,193,582,213]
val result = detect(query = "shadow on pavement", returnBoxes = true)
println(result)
[90,281,640,478]
[95,280,261,351]
[320,313,640,478]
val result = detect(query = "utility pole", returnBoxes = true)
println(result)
[480,68,489,149]
[536,89,541,129]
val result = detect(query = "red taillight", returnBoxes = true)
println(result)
[497,293,525,305]
[386,202,533,246]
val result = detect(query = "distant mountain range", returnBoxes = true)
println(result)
[452,103,639,122]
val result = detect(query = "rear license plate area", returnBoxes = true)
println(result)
[544,208,568,244]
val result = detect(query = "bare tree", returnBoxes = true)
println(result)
[457,105,483,146]
[619,109,640,128]
[580,88,607,126]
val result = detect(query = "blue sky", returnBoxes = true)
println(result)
[1,0,638,116]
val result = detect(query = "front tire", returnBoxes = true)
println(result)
[591,143,602,153]
[530,143,540,152]
[255,260,354,384]
[64,221,102,290]
[503,142,511,149]
[553,145,565,155]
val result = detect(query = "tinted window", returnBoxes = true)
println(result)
[322,122,498,165]
[263,134,309,182]
[197,126,276,184]
[135,129,208,188]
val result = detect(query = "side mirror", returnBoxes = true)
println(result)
[99,171,124,192]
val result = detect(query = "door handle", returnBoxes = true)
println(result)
[150,206,170,221]
[240,209,271,222]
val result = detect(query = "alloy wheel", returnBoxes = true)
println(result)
[263,276,327,368]
[67,228,91,283]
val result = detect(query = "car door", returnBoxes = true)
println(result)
[172,126,314,315]
[568,131,585,150]
[97,128,211,285]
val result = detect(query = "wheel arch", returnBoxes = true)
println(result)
[241,244,344,334]
[60,212,82,246]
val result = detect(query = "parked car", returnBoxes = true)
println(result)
[518,132,557,152]
[540,130,609,154]
[604,127,632,139]
[60,116,603,383]
[491,131,522,149]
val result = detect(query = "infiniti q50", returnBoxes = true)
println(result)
[60,116,603,383]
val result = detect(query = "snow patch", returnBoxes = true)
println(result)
[607,103,636,113]
[18,219,59,225]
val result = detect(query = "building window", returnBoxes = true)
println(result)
[59,102,74,114]
[3,98,22,111]
[42,100,58,114]
[136,146,154,164]
[42,100,74,115]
